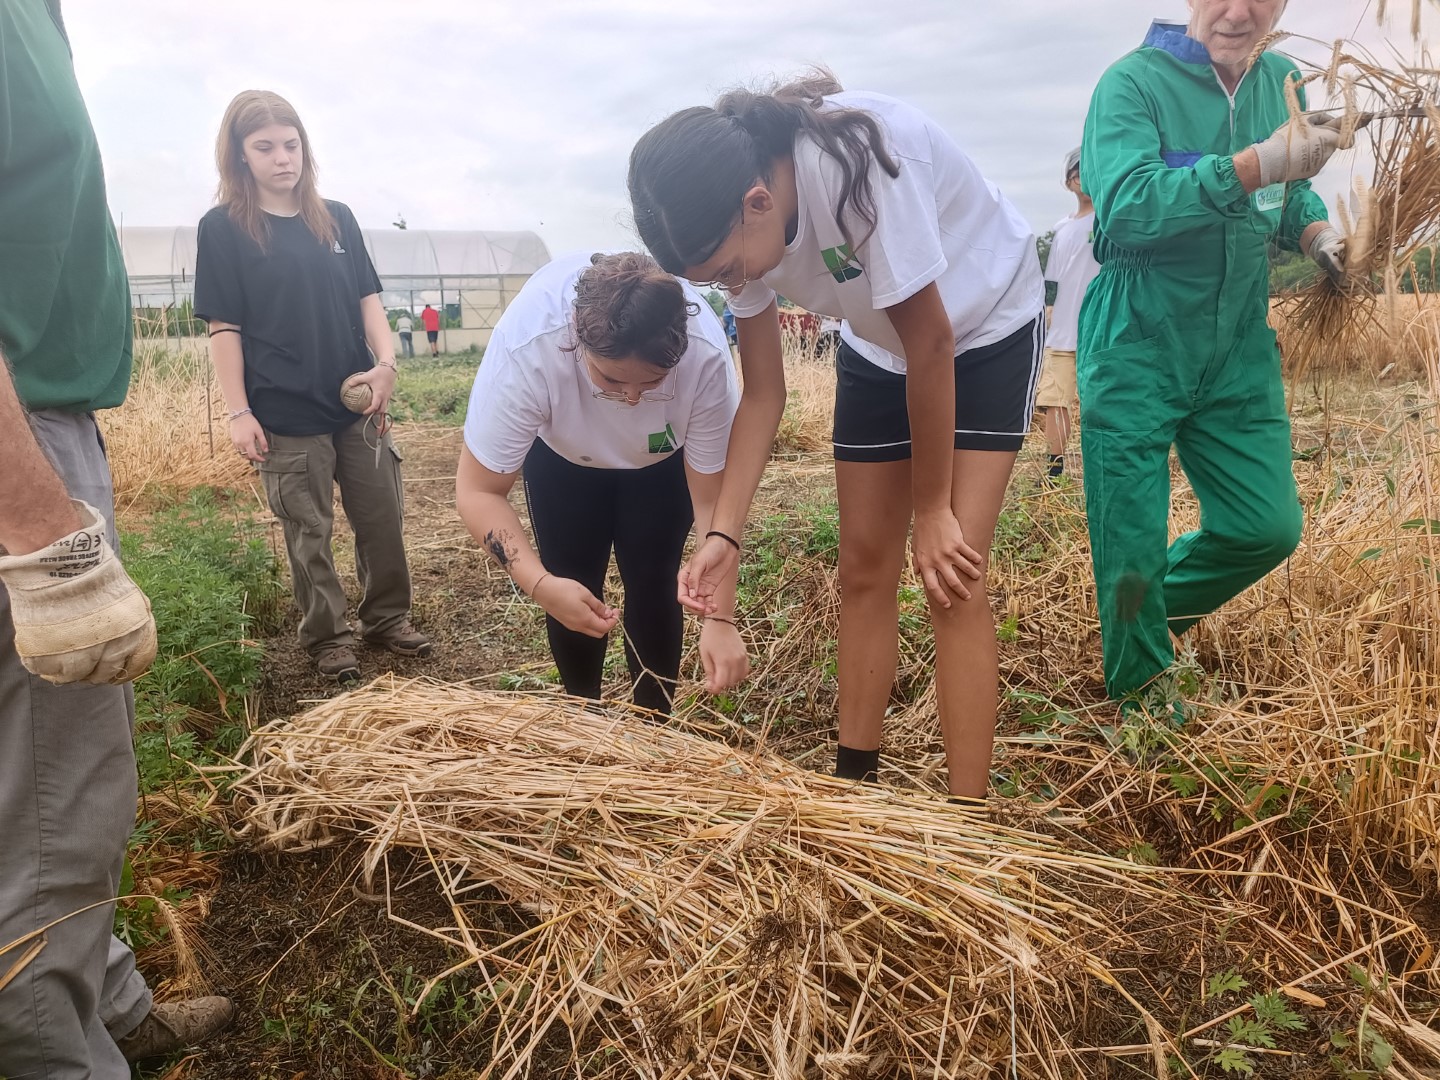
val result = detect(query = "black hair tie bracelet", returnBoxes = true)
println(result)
[705,530,741,552]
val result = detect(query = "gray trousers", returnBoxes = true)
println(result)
[258,418,412,654]
[0,410,153,1080]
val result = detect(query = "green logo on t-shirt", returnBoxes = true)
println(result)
[648,423,677,454]
[821,243,862,283]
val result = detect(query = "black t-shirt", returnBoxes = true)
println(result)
[194,200,382,436]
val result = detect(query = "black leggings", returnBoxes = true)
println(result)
[522,438,693,713]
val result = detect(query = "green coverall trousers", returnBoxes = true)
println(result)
[1078,315,1302,701]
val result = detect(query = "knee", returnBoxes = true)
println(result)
[838,547,901,600]
[1230,502,1302,567]
[928,573,992,627]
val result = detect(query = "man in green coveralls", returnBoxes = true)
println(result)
[0,3,234,1075]
[1078,0,1347,704]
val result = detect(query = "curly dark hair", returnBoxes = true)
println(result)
[571,252,698,369]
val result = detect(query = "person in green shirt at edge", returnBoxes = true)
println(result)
[1078,0,1349,711]
[0,3,234,1077]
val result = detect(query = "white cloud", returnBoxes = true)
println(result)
[62,0,1439,255]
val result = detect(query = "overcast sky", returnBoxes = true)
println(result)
[65,0,1434,257]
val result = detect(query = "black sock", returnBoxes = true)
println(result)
[835,744,880,784]
[1047,454,1064,478]
[948,795,988,811]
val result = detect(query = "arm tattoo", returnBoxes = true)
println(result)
[482,529,520,569]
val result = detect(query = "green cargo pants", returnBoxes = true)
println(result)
[258,418,412,655]
[1077,313,1302,700]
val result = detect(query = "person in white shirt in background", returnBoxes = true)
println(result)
[455,251,749,714]
[1037,147,1100,484]
[628,71,1044,803]
[397,312,414,358]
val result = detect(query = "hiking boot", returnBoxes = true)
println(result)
[314,644,361,684]
[116,996,235,1062]
[363,621,433,658]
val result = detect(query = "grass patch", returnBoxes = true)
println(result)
[389,352,482,425]
[118,490,283,955]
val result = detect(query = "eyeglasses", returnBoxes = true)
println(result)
[689,207,750,294]
[575,345,676,405]
[591,381,675,405]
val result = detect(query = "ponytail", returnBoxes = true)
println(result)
[628,69,899,275]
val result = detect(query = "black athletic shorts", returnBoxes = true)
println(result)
[426,329,439,343]
[832,315,1044,463]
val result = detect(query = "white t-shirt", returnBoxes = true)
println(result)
[463,251,739,473]
[1044,211,1099,352]
[397,316,413,333]
[727,89,1043,375]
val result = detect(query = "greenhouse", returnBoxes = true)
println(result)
[119,225,551,351]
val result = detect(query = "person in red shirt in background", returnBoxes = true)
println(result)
[421,303,441,355]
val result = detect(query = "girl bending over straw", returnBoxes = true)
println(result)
[628,72,1045,800]
[456,251,749,714]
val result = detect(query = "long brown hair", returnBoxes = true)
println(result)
[628,69,900,273]
[214,90,336,251]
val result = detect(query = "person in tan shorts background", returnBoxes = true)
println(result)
[1038,146,1100,482]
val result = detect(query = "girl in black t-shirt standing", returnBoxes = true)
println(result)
[195,90,430,684]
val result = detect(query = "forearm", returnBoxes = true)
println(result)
[1233,147,1262,194]
[905,344,957,516]
[209,331,249,413]
[689,483,738,620]
[1284,183,1332,253]
[361,295,397,365]
[1299,220,1329,255]
[886,284,956,517]
[457,487,546,593]
[710,393,784,537]
[0,355,81,554]
[712,310,786,538]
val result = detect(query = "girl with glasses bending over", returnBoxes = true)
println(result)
[456,251,749,713]
[628,72,1044,800]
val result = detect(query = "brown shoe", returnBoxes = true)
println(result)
[363,621,432,658]
[315,644,361,683]
[116,996,235,1062]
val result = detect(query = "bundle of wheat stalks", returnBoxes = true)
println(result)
[1275,43,1440,377]
[230,678,1193,1079]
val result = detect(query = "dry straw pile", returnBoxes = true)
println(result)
[231,678,1202,1079]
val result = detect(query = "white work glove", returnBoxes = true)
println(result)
[0,500,157,684]
[1254,116,1347,187]
[1307,225,1347,286]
